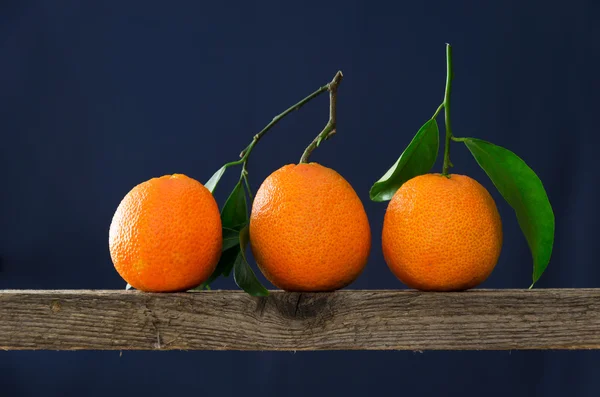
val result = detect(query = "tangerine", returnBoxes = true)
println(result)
[382,173,502,291]
[109,174,222,292]
[250,163,371,291]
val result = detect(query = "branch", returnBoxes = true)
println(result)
[299,71,344,163]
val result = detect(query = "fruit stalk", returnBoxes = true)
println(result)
[237,81,332,162]
[441,43,454,177]
[299,71,344,163]
[241,161,253,199]
[212,71,344,194]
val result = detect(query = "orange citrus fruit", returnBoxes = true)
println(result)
[109,174,222,292]
[250,163,371,291]
[382,173,502,291]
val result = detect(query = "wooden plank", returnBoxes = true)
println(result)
[0,289,598,351]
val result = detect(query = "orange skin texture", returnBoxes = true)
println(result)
[109,174,222,292]
[382,174,502,291]
[250,163,371,292]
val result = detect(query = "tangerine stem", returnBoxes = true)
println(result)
[211,80,334,193]
[299,71,344,164]
[209,73,343,194]
[241,163,253,200]
[441,43,454,177]
[237,82,332,164]
[432,102,444,120]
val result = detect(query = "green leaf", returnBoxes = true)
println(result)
[205,166,227,193]
[463,138,555,286]
[195,181,252,291]
[222,227,240,251]
[221,181,247,231]
[220,246,239,277]
[194,245,241,290]
[370,119,439,202]
[195,178,267,296]
[233,226,269,296]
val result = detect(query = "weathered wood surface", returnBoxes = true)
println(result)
[0,289,599,351]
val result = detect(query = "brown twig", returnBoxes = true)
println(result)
[299,71,343,163]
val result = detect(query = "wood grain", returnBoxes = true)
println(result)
[1,289,599,351]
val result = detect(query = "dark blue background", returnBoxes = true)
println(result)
[2,1,599,396]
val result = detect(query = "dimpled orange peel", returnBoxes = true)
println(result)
[382,173,502,291]
[250,163,371,291]
[109,174,222,292]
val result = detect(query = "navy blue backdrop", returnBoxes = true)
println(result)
[1,1,599,396]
